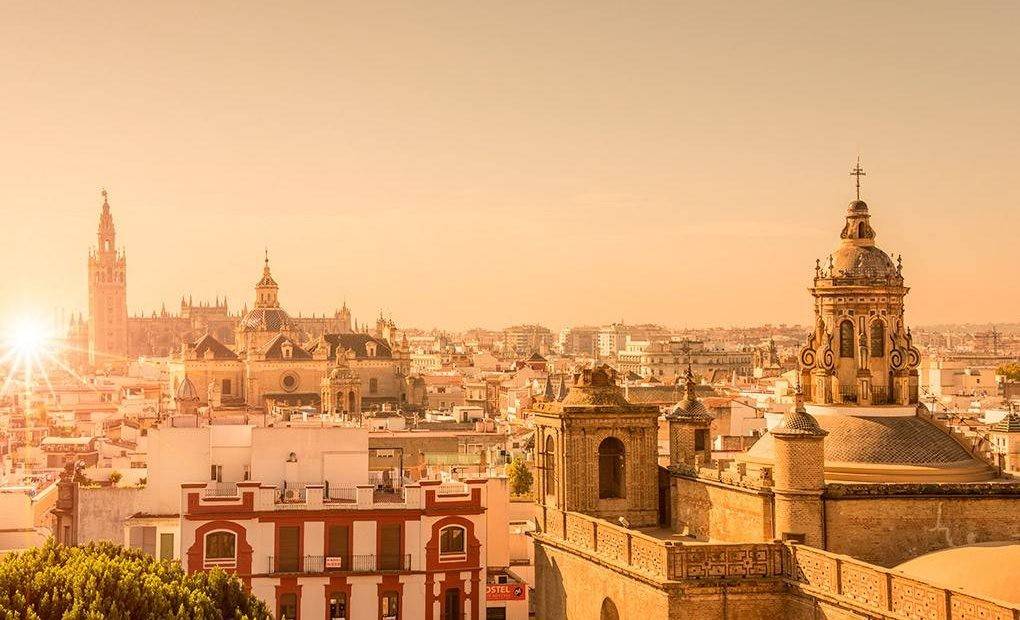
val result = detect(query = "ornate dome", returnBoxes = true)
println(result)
[829,244,898,280]
[239,306,299,332]
[175,376,198,401]
[666,366,712,423]
[743,413,995,482]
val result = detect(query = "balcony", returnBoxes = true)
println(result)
[266,554,411,574]
[202,482,239,498]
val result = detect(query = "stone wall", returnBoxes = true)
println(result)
[76,486,143,544]
[672,476,774,542]
[823,486,1020,566]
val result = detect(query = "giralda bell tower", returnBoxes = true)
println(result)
[87,189,128,369]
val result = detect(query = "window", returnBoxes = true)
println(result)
[205,531,236,560]
[277,525,301,572]
[544,436,556,498]
[328,592,347,620]
[694,429,708,452]
[210,464,222,482]
[222,378,231,395]
[870,321,885,357]
[486,609,507,620]
[282,374,298,392]
[443,588,461,620]
[279,593,297,620]
[369,378,379,394]
[839,320,855,358]
[159,533,174,560]
[598,437,625,499]
[380,591,399,620]
[327,524,350,568]
[379,524,402,570]
[439,526,466,555]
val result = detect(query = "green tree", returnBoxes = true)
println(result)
[108,471,123,485]
[0,539,270,620]
[507,454,534,496]
[997,362,1020,382]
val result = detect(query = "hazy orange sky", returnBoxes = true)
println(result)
[1,2,1017,331]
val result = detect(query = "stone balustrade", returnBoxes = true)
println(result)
[787,544,1020,620]
[536,507,1020,619]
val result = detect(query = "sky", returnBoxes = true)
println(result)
[1,2,1017,332]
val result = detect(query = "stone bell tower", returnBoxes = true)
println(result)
[530,364,660,527]
[666,366,714,471]
[798,161,920,406]
[87,189,128,369]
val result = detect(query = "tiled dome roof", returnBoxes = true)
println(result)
[239,306,298,332]
[746,414,990,474]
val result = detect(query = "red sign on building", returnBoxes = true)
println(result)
[486,583,526,601]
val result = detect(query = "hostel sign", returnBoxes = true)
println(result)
[486,584,526,601]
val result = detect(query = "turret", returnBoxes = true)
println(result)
[665,366,713,471]
[770,388,828,546]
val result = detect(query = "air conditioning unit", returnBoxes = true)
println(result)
[495,574,509,584]
[284,489,297,501]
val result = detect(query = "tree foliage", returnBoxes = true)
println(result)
[0,539,270,620]
[507,454,534,496]
[997,362,1020,383]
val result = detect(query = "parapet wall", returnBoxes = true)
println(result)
[533,507,1020,620]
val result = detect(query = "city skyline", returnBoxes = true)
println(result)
[2,2,1018,330]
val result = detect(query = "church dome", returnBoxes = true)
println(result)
[239,306,299,332]
[743,413,995,482]
[829,244,898,280]
[175,376,198,401]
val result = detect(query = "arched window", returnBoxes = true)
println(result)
[544,435,556,498]
[439,526,466,555]
[369,378,378,394]
[598,437,626,499]
[870,321,885,357]
[839,320,855,358]
[600,598,620,620]
[857,222,866,238]
[204,531,236,561]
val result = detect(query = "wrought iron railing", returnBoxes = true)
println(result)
[267,554,411,574]
[202,482,238,497]
[838,385,858,404]
[871,385,889,404]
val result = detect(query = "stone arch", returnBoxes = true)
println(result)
[600,597,620,620]
[598,436,626,499]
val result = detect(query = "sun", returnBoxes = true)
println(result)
[4,317,53,358]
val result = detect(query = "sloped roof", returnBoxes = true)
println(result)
[192,334,238,360]
[262,334,312,360]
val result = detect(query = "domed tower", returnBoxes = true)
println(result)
[88,189,128,369]
[666,366,713,471]
[175,376,200,416]
[530,364,660,527]
[236,252,302,354]
[799,161,920,407]
[771,388,828,545]
[320,349,361,418]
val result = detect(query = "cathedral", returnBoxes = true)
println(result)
[531,169,1020,619]
[75,190,414,413]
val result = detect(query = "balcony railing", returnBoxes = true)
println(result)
[267,554,411,574]
[202,482,239,498]
[324,484,357,503]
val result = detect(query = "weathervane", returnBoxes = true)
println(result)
[850,157,866,200]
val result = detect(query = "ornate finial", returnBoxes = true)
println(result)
[815,258,821,276]
[683,363,697,398]
[897,254,902,272]
[850,157,866,200]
